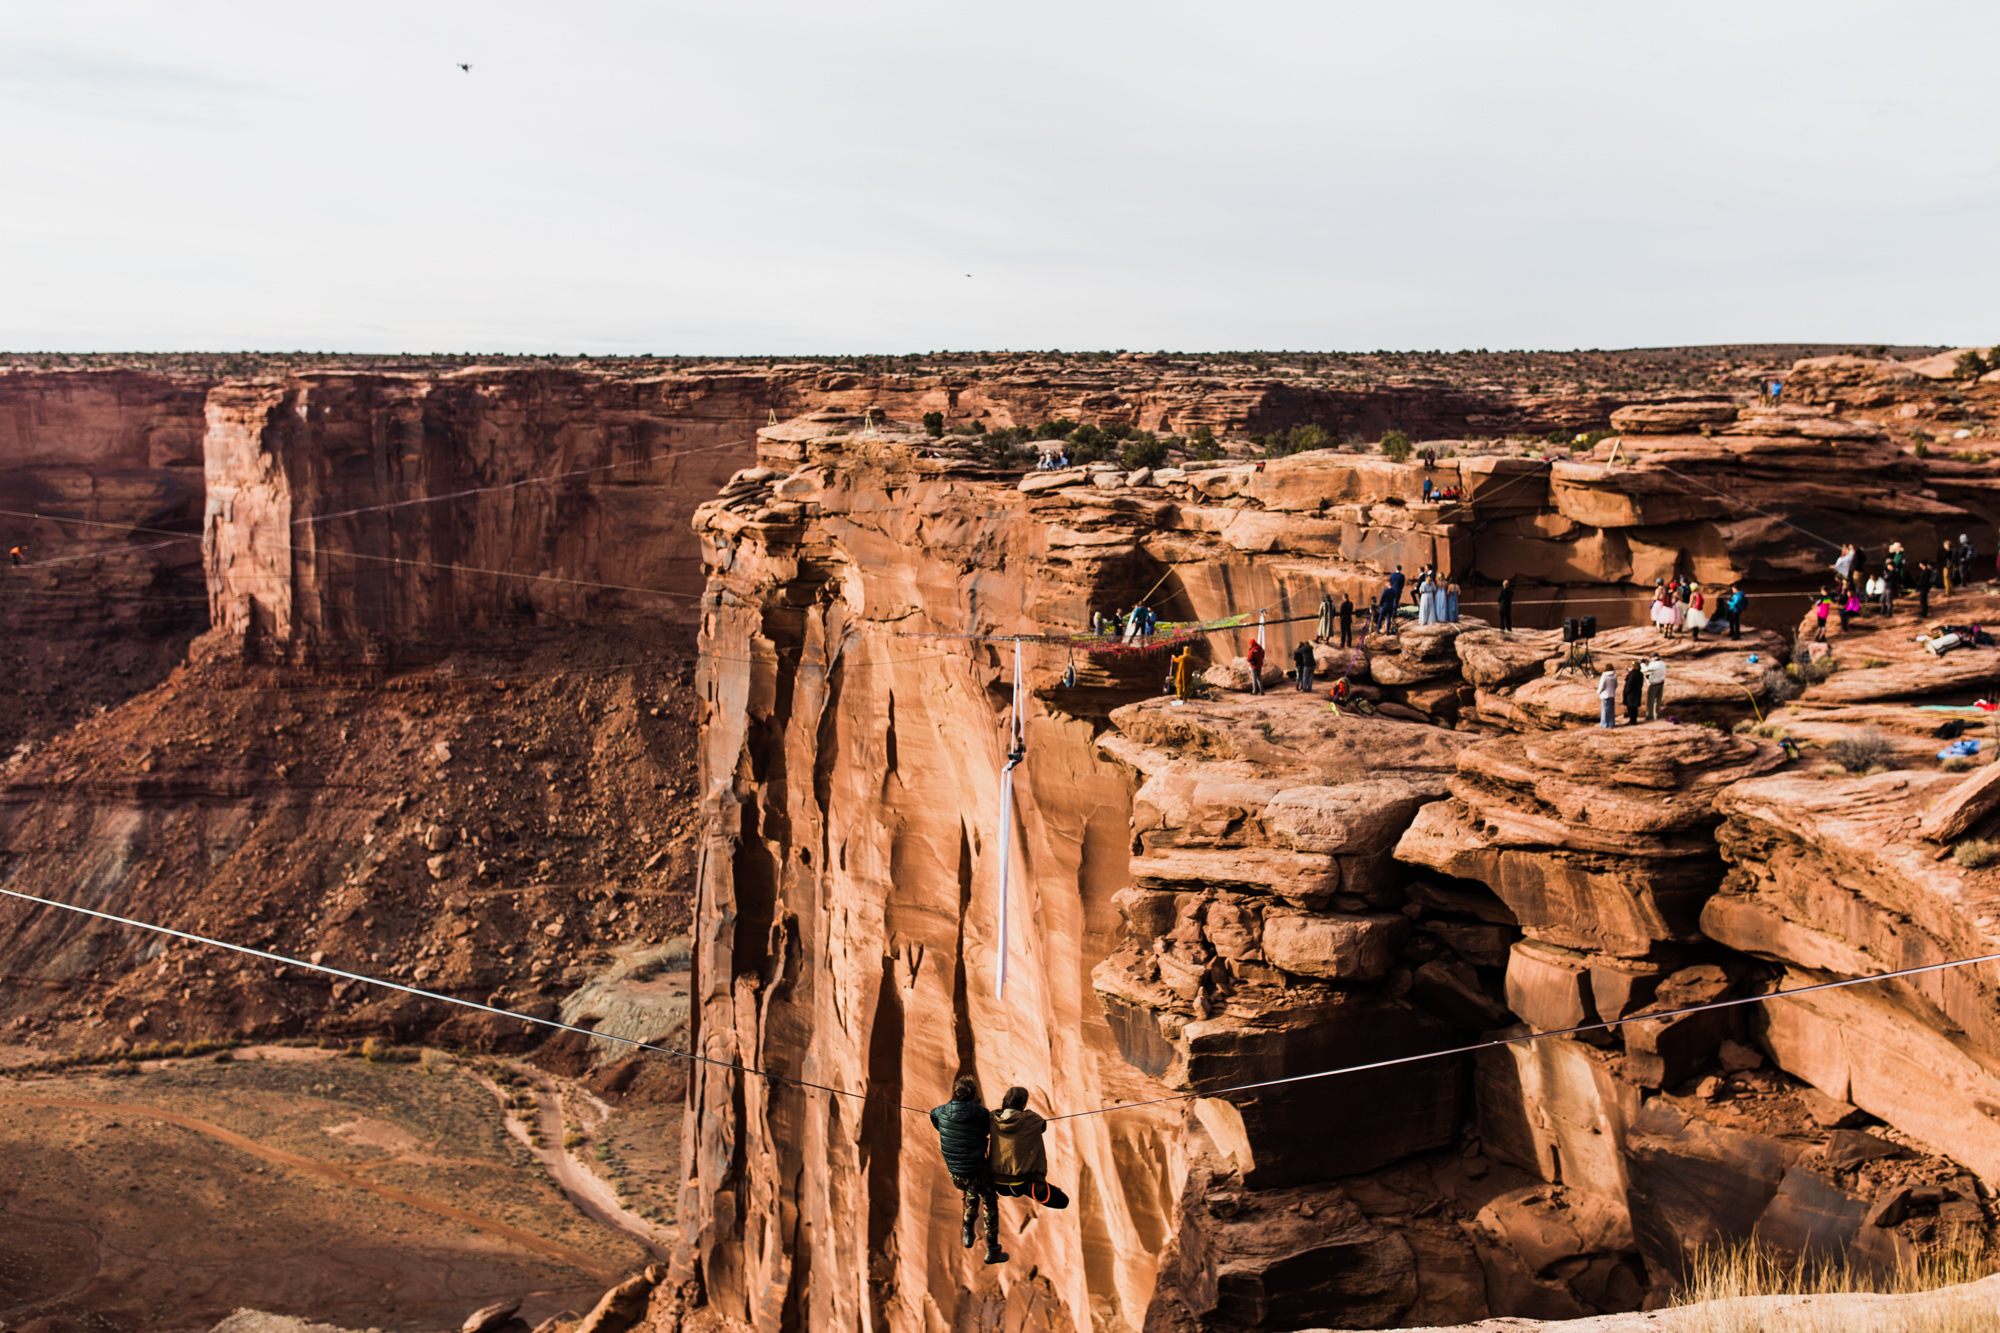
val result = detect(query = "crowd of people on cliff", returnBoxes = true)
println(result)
[1805,535,1982,646]
[930,1077,1070,1266]
[1648,577,1747,641]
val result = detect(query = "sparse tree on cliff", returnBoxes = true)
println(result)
[1380,429,1413,463]
[922,411,944,437]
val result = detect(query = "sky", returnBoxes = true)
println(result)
[2,1,1996,355]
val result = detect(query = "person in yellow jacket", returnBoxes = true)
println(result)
[1171,646,1193,701]
[988,1086,1071,1209]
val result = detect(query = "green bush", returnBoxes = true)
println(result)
[1914,439,1931,458]
[1188,425,1221,461]
[921,411,944,438]
[1120,432,1169,470]
[1032,417,1078,441]
[1954,351,1989,380]
[1380,430,1412,463]
[1267,423,1332,458]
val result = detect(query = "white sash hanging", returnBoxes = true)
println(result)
[995,639,1025,998]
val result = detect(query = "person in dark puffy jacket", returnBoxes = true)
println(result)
[988,1086,1071,1210]
[930,1076,1006,1264]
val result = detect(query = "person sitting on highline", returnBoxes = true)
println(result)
[988,1086,1072,1211]
[930,1076,1007,1265]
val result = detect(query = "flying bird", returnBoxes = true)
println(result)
[458,63,472,72]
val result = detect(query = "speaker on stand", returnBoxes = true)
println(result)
[1559,614,1597,675]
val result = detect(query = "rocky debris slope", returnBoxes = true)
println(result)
[0,631,702,1057]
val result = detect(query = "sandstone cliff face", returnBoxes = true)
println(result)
[0,371,212,752]
[201,371,784,659]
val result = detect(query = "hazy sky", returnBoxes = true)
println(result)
[4,2,1995,354]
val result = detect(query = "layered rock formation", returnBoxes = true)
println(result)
[685,410,2000,1333]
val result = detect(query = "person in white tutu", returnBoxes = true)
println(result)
[1650,584,1674,636]
[1687,583,1709,640]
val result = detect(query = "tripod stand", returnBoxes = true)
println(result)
[1555,641,1596,677]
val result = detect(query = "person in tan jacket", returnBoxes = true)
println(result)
[988,1086,1070,1209]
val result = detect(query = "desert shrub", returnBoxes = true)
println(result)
[1380,430,1413,462]
[1862,657,1890,668]
[1954,838,2000,869]
[1954,350,1989,380]
[1189,425,1220,461]
[1787,655,1839,685]
[1120,432,1169,470]
[1031,417,1078,441]
[1941,754,1979,772]
[921,411,944,438]
[1914,439,1931,458]
[360,1036,388,1062]
[564,1128,586,1149]
[1762,668,1802,703]
[1267,423,1333,458]
[1825,728,1892,773]
[1751,720,1793,740]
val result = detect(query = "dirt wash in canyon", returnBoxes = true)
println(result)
[684,382,2000,1333]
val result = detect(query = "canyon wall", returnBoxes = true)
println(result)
[0,371,212,751]
[685,409,2000,1332]
[201,371,787,659]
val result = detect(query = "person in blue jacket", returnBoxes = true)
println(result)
[931,1076,1007,1264]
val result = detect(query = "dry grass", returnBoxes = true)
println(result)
[1955,839,2000,870]
[1944,755,1982,773]
[1672,1242,1997,1332]
[1826,729,1894,773]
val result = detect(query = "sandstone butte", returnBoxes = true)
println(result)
[1,347,1999,1333]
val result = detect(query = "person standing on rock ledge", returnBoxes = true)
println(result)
[1623,659,1645,726]
[1245,637,1266,695]
[1496,578,1514,632]
[931,1076,1007,1265]
[1642,653,1667,721]
[1596,667,1619,728]
[1338,593,1354,648]
[1292,639,1316,693]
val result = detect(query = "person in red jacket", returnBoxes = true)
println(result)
[1245,638,1266,695]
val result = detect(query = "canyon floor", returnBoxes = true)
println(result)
[0,1044,689,1332]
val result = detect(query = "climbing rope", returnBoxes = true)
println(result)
[0,886,926,1115]
[6,885,1999,1126]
